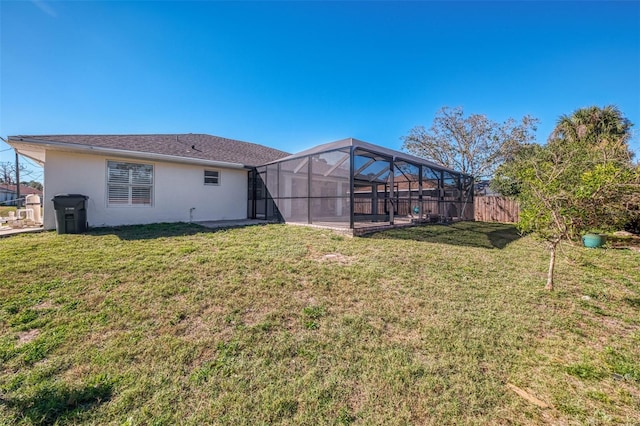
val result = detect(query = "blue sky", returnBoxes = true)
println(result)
[1,1,639,180]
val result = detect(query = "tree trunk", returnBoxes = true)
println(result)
[546,241,558,291]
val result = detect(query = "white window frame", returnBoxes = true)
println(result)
[204,169,220,186]
[106,160,154,207]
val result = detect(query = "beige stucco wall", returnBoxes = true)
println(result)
[43,150,248,230]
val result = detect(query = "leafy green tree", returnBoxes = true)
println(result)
[20,180,43,191]
[402,106,538,181]
[495,106,638,290]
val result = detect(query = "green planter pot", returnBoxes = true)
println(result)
[582,233,605,248]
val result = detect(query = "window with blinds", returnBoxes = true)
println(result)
[204,170,220,185]
[107,161,153,206]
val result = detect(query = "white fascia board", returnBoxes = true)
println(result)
[9,137,249,170]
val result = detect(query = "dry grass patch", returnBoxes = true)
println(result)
[317,253,356,265]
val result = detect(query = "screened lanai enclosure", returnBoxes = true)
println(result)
[248,138,474,232]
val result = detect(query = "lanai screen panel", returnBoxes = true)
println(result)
[353,149,392,222]
[422,166,441,217]
[249,166,278,220]
[442,170,462,218]
[259,147,351,226]
[277,157,309,222]
[309,149,351,225]
[394,160,420,217]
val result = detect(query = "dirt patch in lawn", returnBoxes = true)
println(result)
[33,301,56,310]
[17,329,40,345]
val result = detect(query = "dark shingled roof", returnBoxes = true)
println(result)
[11,134,290,167]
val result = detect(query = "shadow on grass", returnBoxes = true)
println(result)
[86,221,277,240]
[623,297,640,309]
[88,222,213,240]
[367,221,522,249]
[4,381,113,425]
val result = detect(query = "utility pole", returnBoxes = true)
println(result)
[15,150,20,207]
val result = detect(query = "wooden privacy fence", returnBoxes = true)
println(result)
[474,196,520,223]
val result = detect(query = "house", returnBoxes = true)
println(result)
[0,183,43,206]
[474,180,501,196]
[8,134,473,232]
[7,134,289,230]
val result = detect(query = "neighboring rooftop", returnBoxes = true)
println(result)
[0,183,43,196]
[9,134,290,167]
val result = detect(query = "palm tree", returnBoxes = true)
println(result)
[550,105,634,164]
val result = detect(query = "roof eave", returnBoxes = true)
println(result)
[8,136,248,170]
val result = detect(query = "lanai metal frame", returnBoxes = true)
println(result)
[248,138,474,231]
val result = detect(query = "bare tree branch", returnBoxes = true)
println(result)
[402,106,538,181]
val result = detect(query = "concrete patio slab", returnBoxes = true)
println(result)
[195,219,276,230]
[0,226,45,238]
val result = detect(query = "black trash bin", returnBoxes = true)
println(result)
[52,194,89,234]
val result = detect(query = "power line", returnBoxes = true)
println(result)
[20,156,42,170]
[0,137,43,183]
[23,173,43,180]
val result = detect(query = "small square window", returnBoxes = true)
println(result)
[204,170,220,185]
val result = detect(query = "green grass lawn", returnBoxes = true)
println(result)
[1,222,638,425]
[0,206,17,216]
